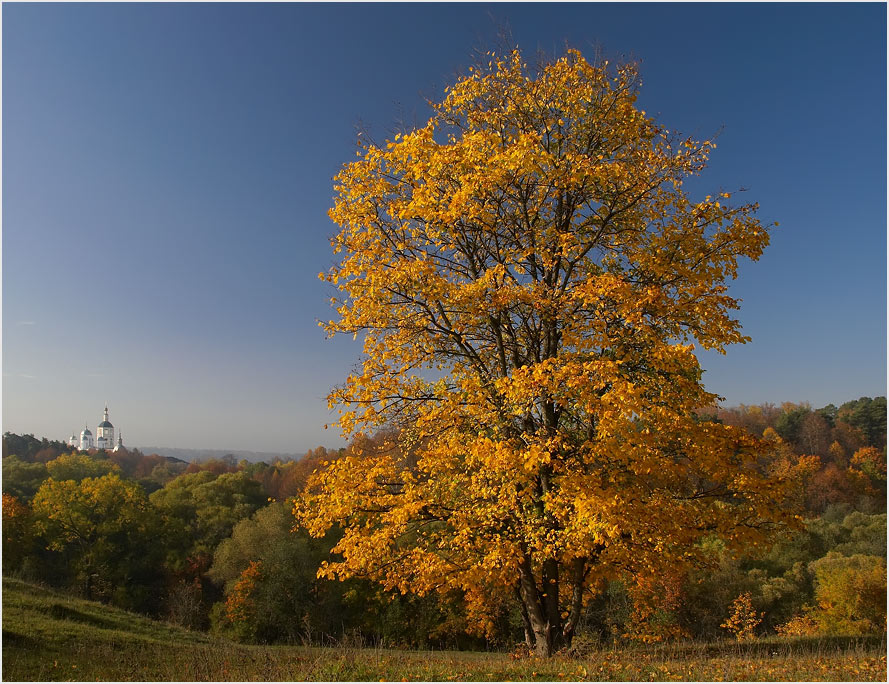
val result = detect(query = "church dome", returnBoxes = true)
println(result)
[98,406,113,429]
[81,427,92,436]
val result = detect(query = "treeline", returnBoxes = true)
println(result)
[2,398,885,648]
[707,396,886,514]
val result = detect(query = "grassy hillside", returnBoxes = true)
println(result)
[2,577,213,680]
[2,577,886,681]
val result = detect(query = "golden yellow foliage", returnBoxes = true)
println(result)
[721,592,762,641]
[298,48,800,656]
[775,613,820,637]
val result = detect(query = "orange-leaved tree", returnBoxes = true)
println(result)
[297,48,808,656]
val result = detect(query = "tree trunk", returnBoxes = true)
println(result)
[518,555,568,657]
[529,614,569,657]
[516,589,535,649]
[517,553,591,656]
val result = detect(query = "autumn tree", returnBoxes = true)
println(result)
[799,412,831,458]
[721,592,762,642]
[713,403,781,438]
[297,49,807,656]
[2,493,34,574]
[801,553,886,635]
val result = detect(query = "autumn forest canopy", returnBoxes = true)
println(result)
[3,49,886,656]
[2,397,886,650]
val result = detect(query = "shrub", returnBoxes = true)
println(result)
[808,553,886,635]
[721,592,762,641]
[775,613,820,637]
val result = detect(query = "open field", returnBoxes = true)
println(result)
[3,577,885,681]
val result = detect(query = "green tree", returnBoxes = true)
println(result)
[775,404,812,446]
[150,470,265,564]
[209,502,344,642]
[2,432,68,462]
[832,511,886,557]
[816,404,838,428]
[2,493,34,574]
[31,474,165,610]
[2,456,49,501]
[838,397,887,448]
[210,501,482,647]
[45,452,119,482]
[716,510,886,636]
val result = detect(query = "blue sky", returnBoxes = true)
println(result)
[3,2,886,453]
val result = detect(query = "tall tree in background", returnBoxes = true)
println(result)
[298,49,808,656]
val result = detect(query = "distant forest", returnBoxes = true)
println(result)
[3,396,885,648]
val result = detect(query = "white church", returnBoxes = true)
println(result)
[68,405,124,452]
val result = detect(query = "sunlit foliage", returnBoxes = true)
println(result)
[807,553,886,635]
[721,592,763,641]
[298,48,808,655]
[45,452,119,482]
[31,474,164,610]
[150,470,266,564]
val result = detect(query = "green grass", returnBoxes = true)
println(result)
[3,577,886,681]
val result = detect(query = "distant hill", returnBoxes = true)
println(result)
[134,446,305,464]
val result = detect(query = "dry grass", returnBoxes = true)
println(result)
[3,577,885,681]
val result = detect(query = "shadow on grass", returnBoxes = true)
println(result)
[636,634,887,659]
[2,629,35,648]
[46,602,124,631]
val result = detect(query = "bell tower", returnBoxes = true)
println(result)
[96,405,114,450]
